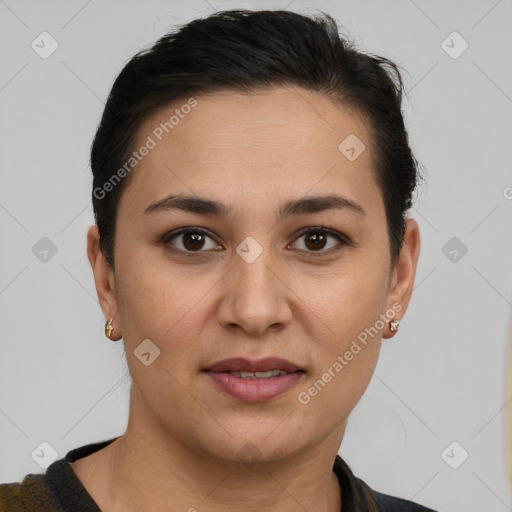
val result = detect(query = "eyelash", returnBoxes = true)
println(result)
[161,226,351,258]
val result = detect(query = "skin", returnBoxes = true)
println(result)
[75,86,420,512]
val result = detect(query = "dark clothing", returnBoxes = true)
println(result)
[0,437,438,511]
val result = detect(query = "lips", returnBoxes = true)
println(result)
[205,357,301,374]
[204,357,304,402]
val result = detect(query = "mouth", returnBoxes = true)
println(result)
[223,369,290,379]
[204,357,305,402]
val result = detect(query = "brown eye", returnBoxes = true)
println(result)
[165,229,220,253]
[291,228,348,254]
[182,232,206,251]
[304,232,327,251]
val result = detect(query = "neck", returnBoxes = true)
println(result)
[74,390,345,512]
[104,431,342,512]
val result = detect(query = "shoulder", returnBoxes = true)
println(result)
[0,438,118,512]
[0,473,62,511]
[334,455,440,512]
[369,485,439,511]
[352,472,440,511]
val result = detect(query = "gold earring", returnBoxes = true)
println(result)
[389,319,400,332]
[105,318,114,339]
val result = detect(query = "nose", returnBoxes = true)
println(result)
[216,250,293,336]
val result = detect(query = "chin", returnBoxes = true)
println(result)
[199,425,311,467]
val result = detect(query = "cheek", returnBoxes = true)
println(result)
[293,261,389,343]
[291,262,387,401]
[294,272,384,422]
[114,246,221,342]
[114,256,214,412]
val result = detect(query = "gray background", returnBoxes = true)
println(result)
[1,0,511,510]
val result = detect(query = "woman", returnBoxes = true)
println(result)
[0,9,438,511]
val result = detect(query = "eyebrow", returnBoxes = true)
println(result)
[143,193,366,219]
[280,194,366,218]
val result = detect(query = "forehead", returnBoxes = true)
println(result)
[121,86,381,217]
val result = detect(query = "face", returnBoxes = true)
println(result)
[89,86,419,465]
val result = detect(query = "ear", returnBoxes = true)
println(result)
[382,218,421,339]
[87,225,122,340]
